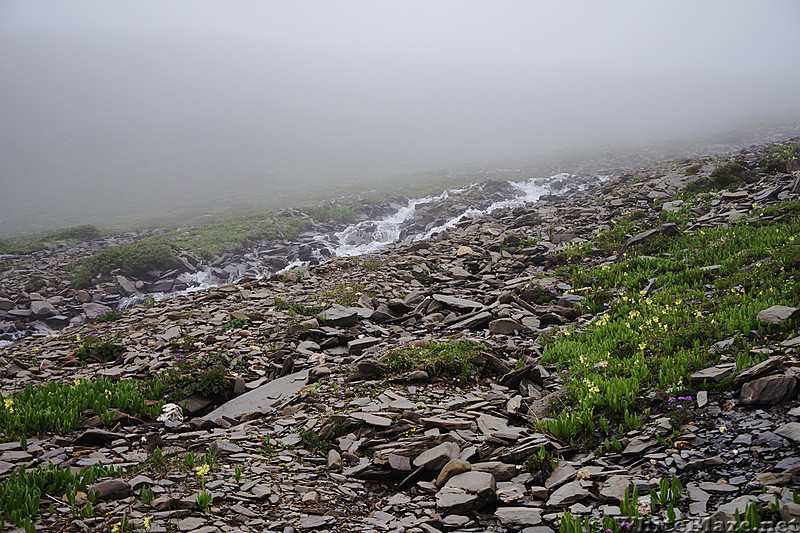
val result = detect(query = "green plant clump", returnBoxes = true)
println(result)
[74,333,126,362]
[70,238,182,288]
[0,462,119,531]
[0,378,164,438]
[381,340,495,381]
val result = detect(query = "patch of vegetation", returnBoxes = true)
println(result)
[87,309,125,323]
[74,333,126,362]
[0,378,164,438]
[0,225,105,255]
[683,161,753,195]
[163,215,312,260]
[684,163,703,176]
[381,340,496,382]
[539,201,800,445]
[762,140,800,173]
[297,428,332,455]
[0,462,121,531]
[320,283,375,307]
[70,238,182,288]
[304,202,362,224]
[23,277,46,294]
[221,317,250,331]
[154,351,229,402]
[274,296,324,317]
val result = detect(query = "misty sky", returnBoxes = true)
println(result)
[2,1,800,235]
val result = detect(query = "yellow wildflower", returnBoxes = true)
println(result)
[195,464,210,477]
[3,398,13,413]
[144,517,151,531]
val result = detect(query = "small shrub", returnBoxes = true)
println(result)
[684,163,703,176]
[71,238,182,289]
[74,334,125,362]
[381,340,494,382]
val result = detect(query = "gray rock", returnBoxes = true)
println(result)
[432,294,484,312]
[414,442,460,470]
[347,336,381,355]
[82,302,112,319]
[489,318,526,335]
[733,355,784,387]
[88,479,132,500]
[30,300,56,318]
[740,375,797,406]
[599,475,630,502]
[0,298,14,311]
[201,370,308,421]
[436,471,496,514]
[757,305,800,324]
[691,363,736,384]
[209,439,243,454]
[546,480,591,507]
[318,304,359,327]
[775,422,800,443]
[494,506,543,526]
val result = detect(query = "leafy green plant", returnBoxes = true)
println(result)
[70,238,182,288]
[194,464,213,511]
[221,317,250,331]
[74,333,125,362]
[381,340,495,382]
[0,378,164,438]
[0,462,119,530]
[88,309,125,323]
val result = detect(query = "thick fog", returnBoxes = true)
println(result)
[2,1,800,236]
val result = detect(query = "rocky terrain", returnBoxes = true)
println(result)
[1,137,800,533]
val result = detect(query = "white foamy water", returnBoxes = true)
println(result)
[331,185,473,257]
[416,174,568,241]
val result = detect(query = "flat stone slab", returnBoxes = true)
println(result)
[776,422,800,444]
[202,370,308,421]
[691,363,736,384]
[494,506,543,526]
[757,305,800,324]
[740,375,796,406]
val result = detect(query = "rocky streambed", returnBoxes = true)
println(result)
[0,138,799,532]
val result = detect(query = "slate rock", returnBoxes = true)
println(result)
[757,305,800,324]
[775,422,800,444]
[547,480,591,506]
[436,471,496,514]
[88,479,132,500]
[494,507,543,526]
[318,304,359,327]
[414,442,460,470]
[733,355,784,387]
[740,375,797,406]
[436,459,471,487]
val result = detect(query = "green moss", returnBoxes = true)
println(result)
[684,163,703,176]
